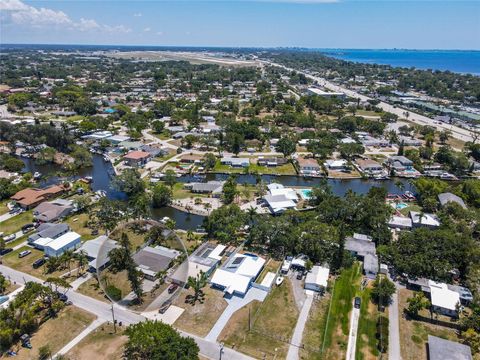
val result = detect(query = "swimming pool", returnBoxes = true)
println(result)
[299,188,312,200]
[396,203,408,210]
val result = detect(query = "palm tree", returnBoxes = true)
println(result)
[75,250,89,277]
[186,271,208,305]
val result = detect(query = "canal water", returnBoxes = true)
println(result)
[22,155,413,230]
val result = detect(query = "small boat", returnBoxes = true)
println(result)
[160,216,171,224]
[95,190,107,198]
[276,276,284,286]
[33,172,41,179]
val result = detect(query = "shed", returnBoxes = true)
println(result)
[305,266,330,293]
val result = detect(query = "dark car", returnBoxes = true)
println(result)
[159,302,171,314]
[32,258,46,269]
[0,248,13,256]
[296,272,304,280]
[56,292,68,302]
[354,297,361,309]
[22,223,34,233]
[168,284,178,294]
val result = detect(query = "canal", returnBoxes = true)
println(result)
[22,155,413,230]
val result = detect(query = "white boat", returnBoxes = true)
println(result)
[33,172,41,179]
[276,276,284,286]
[160,216,171,224]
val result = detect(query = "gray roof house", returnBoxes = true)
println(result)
[187,181,225,195]
[28,223,70,245]
[428,335,472,360]
[33,199,74,222]
[345,233,378,279]
[438,192,467,209]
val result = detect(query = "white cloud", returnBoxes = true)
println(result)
[133,12,142,17]
[143,27,151,32]
[156,31,164,36]
[1,0,131,33]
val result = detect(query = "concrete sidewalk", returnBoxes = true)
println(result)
[286,294,314,360]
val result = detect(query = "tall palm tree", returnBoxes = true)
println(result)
[186,271,208,305]
[75,250,89,277]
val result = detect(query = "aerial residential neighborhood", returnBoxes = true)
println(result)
[0,1,480,359]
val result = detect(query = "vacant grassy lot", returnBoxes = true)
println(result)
[11,306,96,360]
[321,263,362,360]
[173,286,228,337]
[300,294,331,359]
[67,323,127,360]
[1,210,33,235]
[219,279,299,359]
[212,160,296,176]
[65,213,95,240]
[110,225,147,250]
[398,288,460,360]
[77,276,109,303]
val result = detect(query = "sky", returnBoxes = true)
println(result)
[1,0,479,49]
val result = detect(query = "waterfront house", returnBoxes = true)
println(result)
[33,199,74,222]
[220,157,250,168]
[123,150,151,167]
[297,157,321,176]
[356,159,384,176]
[11,185,66,209]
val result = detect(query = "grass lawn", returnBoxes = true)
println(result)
[67,323,127,360]
[64,213,95,240]
[300,294,331,359]
[110,225,147,250]
[255,259,281,284]
[327,169,362,179]
[219,278,299,359]
[10,306,96,360]
[1,211,33,235]
[399,203,421,216]
[355,285,386,360]
[77,277,110,303]
[398,288,460,360]
[0,200,10,215]
[321,263,362,360]
[100,270,132,302]
[171,182,207,200]
[212,160,297,176]
[173,286,228,337]
[2,246,66,281]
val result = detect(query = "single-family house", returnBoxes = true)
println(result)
[356,159,384,176]
[44,231,82,257]
[410,211,440,228]
[221,157,250,168]
[33,199,74,222]
[123,150,151,167]
[28,223,70,248]
[187,181,224,196]
[257,157,287,167]
[210,253,265,296]
[11,185,66,209]
[263,194,296,214]
[304,266,330,293]
[188,243,226,279]
[324,159,348,171]
[345,233,378,279]
[388,215,413,230]
[297,157,321,176]
[133,246,180,280]
[438,193,467,209]
[429,280,460,317]
[428,335,472,360]
[77,235,119,272]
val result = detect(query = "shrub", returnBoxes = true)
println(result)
[106,285,122,301]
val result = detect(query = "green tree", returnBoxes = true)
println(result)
[222,176,237,204]
[405,291,430,317]
[371,276,396,307]
[276,135,297,158]
[152,120,165,134]
[124,320,198,360]
[186,271,208,305]
[203,153,217,171]
[152,184,172,208]
[113,168,145,196]
[164,169,177,189]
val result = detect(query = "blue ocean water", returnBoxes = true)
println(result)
[320,49,480,75]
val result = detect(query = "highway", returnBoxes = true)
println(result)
[264,61,477,144]
[0,264,254,360]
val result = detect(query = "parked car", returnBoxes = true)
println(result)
[56,292,68,302]
[32,258,45,269]
[354,297,361,309]
[168,284,178,294]
[296,272,304,280]
[18,250,31,258]
[159,302,171,314]
[0,248,13,256]
[3,234,16,242]
[22,223,34,233]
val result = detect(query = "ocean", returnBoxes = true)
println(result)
[320,49,480,75]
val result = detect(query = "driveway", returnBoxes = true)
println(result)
[345,304,361,360]
[205,287,268,342]
[286,294,314,360]
[389,277,402,360]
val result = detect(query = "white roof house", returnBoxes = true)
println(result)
[263,194,297,214]
[269,187,299,202]
[324,159,347,169]
[33,237,55,250]
[267,183,284,191]
[429,280,460,316]
[410,211,441,228]
[77,235,119,270]
[305,266,330,292]
[44,231,81,257]
[210,253,266,296]
[388,215,413,230]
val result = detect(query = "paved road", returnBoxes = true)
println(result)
[264,61,477,143]
[286,294,314,360]
[345,305,360,360]
[389,279,402,360]
[0,265,254,360]
[0,212,16,224]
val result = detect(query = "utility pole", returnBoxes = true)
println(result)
[219,343,224,360]
[248,304,251,332]
[111,304,117,333]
